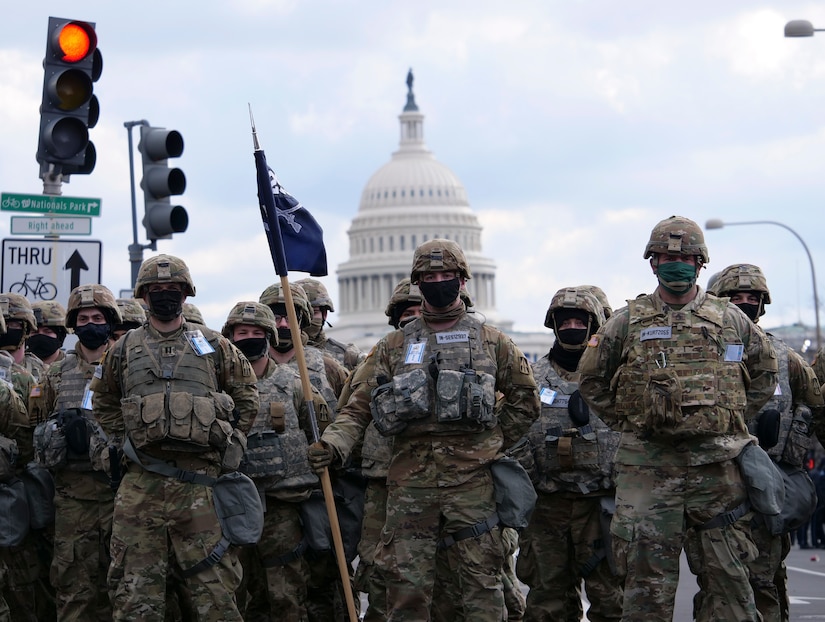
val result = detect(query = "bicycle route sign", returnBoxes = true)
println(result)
[1,238,102,310]
[1,192,101,216]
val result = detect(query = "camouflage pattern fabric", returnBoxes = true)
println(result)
[321,311,539,621]
[33,350,114,621]
[517,493,621,622]
[90,321,258,620]
[353,479,388,622]
[578,289,777,621]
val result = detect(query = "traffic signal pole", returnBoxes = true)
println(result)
[125,119,151,289]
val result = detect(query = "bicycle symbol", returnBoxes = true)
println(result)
[9,274,57,301]
[1,196,21,209]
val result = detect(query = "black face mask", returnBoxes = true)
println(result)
[735,302,761,323]
[0,328,24,351]
[27,334,60,360]
[75,323,111,350]
[419,278,461,308]
[234,337,269,362]
[148,290,183,321]
[556,328,589,348]
[274,328,293,353]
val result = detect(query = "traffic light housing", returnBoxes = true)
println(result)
[138,126,188,241]
[37,17,102,176]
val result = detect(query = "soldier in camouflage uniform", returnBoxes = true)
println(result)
[259,282,356,621]
[28,301,68,370]
[0,293,52,621]
[89,254,259,621]
[516,286,623,622]
[30,284,123,620]
[705,263,824,622]
[295,278,363,372]
[308,239,540,621]
[344,278,421,621]
[578,216,778,622]
[113,298,146,341]
[0,309,35,620]
[222,301,331,621]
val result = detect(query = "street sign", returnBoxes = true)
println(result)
[1,192,101,216]
[1,238,102,309]
[11,216,92,236]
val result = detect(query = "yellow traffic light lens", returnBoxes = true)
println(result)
[48,69,92,110]
[58,23,92,62]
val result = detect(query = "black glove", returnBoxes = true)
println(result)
[308,441,335,473]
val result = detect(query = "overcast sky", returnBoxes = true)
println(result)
[2,1,825,341]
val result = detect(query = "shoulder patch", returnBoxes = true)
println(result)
[519,355,530,376]
[587,335,600,347]
[29,385,41,398]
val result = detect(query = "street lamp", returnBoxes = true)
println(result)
[705,219,822,351]
[784,20,825,38]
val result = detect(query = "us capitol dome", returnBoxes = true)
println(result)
[328,70,550,360]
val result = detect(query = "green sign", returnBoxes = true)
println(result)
[1,192,101,216]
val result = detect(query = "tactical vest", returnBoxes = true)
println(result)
[527,357,618,494]
[242,364,318,492]
[321,336,362,371]
[119,327,235,451]
[288,346,338,418]
[614,295,748,439]
[34,351,104,472]
[371,314,498,437]
[759,337,811,468]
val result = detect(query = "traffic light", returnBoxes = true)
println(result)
[37,17,102,176]
[138,125,188,241]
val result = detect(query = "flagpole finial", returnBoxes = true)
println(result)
[249,103,260,151]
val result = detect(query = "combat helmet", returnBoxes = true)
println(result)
[0,293,37,335]
[578,284,612,320]
[643,216,709,264]
[32,301,67,331]
[295,278,335,313]
[115,298,147,326]
[222,301,279,348]
[385,278,423,328]
[66,284,123,329]
[410,238,472,284]
[707,263,771,317]
[544,286,605,351]
[134,254,196,298]
[259,282,313,329]
[183,303,205,325]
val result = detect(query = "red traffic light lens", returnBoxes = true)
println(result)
[57,23,94,63]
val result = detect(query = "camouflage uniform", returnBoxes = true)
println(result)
[578,217,778,622]
[295,278,364,372]
[222,301,330,622]
[0,293,53,621]
[697,263,825,622]
[28,285,125,621]
[259,282,356,622]
[318,239,540,621]
[516,287,622,622]
[89,255,259,621]
[0,315,32,621]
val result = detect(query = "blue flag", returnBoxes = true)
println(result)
[254,143,328,277]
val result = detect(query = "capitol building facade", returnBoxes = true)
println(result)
[328,71,552,361]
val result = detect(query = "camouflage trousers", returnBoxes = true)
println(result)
[376,470,506,622]
[237,496,310,622]
[51,490,113,621]
[516,492,622,622]
[0,528,52,622]
[612,460,759,622]
[107,469,243,622]
[353,478,388,622]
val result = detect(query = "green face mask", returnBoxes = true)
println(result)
[656,261,697,295]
